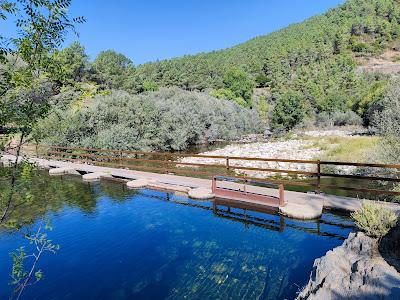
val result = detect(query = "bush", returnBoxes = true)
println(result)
[36,88,262,151]
[351,202,398,238]
[316,110,362,128]
[332,110,363,126]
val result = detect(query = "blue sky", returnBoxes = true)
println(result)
[2,0,345,65]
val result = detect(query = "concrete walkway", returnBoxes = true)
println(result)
[2,155,400,219]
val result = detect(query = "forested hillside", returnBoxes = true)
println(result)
[131,0,400,129]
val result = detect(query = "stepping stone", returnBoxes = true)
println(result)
[147,182,191,194]
[279,202,323,220]
[49,167,80,176]
[82,172,112,182]
[126,179,152,189]
[1,155,22,165]
[188,188,215,200]
[1,160,12,167]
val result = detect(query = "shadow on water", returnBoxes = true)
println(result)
[0,170,355,300]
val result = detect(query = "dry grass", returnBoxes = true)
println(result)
[300,135,380,162]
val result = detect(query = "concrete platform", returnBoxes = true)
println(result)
[82,172,112,182]
[4,155,400,220]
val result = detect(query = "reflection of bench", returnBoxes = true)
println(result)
[211,176,286,209]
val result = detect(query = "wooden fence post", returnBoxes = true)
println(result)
[317,160,321,194]
[226,157,230,173]
[211,177,217,194]
[279,184,285,206]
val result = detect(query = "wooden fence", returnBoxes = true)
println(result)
[34,145,400,197]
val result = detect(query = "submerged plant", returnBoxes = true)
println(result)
[351,201,398,238]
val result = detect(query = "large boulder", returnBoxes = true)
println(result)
[297,232,400,299]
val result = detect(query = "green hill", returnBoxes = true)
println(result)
[131,0,400,128]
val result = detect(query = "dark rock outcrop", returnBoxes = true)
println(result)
[297,232,400,300]
[380,222,400,274]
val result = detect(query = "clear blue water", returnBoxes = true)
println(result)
[0,174,354,300]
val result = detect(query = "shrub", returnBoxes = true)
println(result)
[351,202,398,238]
[316,110,362,128]
[36,88,262,151]
[331,110,363,126]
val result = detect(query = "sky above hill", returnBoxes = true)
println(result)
[1,0,345,65]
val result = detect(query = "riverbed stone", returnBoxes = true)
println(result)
[188,188,215,200]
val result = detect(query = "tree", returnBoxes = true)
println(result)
[1,0,83,224]
[271,91,307,131]
[1,0,83,297]
[222,68,255,107]
[92,50,134,90]
[372,78,400,163]
[49,42,88,85]
[0,0,16,59]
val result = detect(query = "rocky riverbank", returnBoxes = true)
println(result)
[179,129,373,178]
[297,231,400,300]
[180,139,322,178]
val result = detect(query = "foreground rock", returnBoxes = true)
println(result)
[297,232,400,300]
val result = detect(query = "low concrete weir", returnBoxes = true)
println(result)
[3,155,400,220]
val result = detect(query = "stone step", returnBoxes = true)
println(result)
[279,202,323,220]
[188,188,214,200]
[82,172,112,182]
[146,182,191,194]
[49,167,80,176]
[126,179,154,189]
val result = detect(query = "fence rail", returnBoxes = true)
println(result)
[30,145,400,197]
